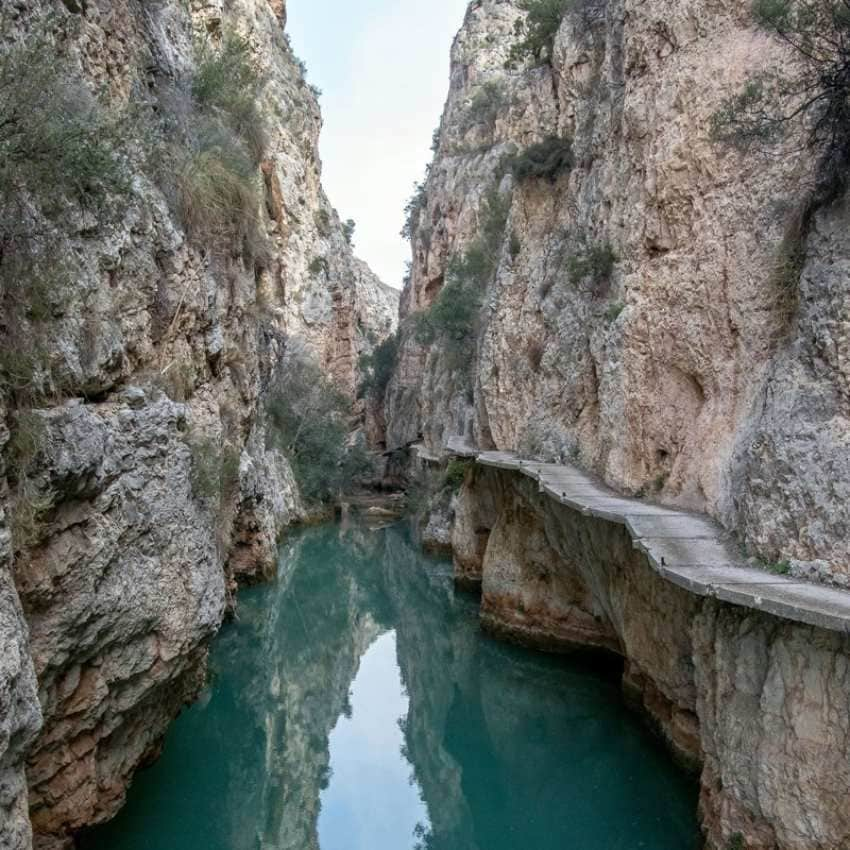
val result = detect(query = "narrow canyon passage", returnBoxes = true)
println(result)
[78,522,699,850]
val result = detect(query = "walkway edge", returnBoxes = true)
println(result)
[447,443,850,635]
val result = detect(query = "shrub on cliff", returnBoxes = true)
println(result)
[712,0,850,167]
[507,0,572,67]
[508,136,574,183]
[401,179,429,241]
[358,332,399,401]
[444,459,471,490]
[0,29,130,404]
[177,126,264,257]
[0,37,129,212]
[413,186,510,367]
[266,347,371,503]
[193,30,267,160]
[177,30,268,261]
[566,241,618,291]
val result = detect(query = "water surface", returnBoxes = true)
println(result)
[81,522,700,850]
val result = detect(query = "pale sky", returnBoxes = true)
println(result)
[287,0,470,288]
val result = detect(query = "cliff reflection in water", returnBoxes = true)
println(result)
[80,522,699,850]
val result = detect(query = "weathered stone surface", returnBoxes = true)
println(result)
[385,0,848,582]
[0,0,396,846]
[0,534,41,850]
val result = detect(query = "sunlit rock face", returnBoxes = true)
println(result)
[385,0,849,581]
[0,0,395,846]
[453,467,850,850]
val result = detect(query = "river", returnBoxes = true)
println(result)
[80,521,700,850]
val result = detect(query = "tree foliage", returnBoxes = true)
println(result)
[358,332,399,401]
[508,0,572,67]
[507,136,574,183]
[710,0,850,313]
[566,241,618,290]
[266,346,371,503]
[401,179,428,241]
[412,187,511,366]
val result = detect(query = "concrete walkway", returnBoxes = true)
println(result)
[444,443,850,635]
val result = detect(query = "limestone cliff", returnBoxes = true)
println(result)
[385,2,850,848]
[0,0,396,847]
[385,0,849,585]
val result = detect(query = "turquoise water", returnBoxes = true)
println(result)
[80,522,700,850]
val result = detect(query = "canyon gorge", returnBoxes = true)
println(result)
[1,0,849,849]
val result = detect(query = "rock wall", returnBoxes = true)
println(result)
[0,0,396,846]
[453,465,850,850]
[385,0,849,582]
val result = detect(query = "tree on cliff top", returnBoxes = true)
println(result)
[507,0,572,67]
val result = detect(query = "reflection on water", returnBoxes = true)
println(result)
[80,522,700,850]
[318,632,429,849]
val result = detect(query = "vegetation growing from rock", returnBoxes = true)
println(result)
[566,241,618,291]
[178,30,268,260]
[507,136,574,182]
[507,0,572,67]
[712,0,850,172]
[309,256,330,276]
[358,332,399,401]
[444,459,471,490]
[192,30,267,160]
[413,186,511,364]
[401,179,429,241]
[266,347,372,504]
[0,29,130,403]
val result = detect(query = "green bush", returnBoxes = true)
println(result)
[266,348,372,503]
[342,218,356,245]
[193,30,267,161]
[508,136,574,182]
[726,834,746,850]
[175,30,268,260]
[401,179,428,241]
[308,256,330,276]
[358,332,399,401]
[508,0,572,67]
[0,37,129,212]
[315,209,332,235]
[444,459,471,490]
[567,241,618,289]
[604,300,625,322]
[413,186,510,365]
